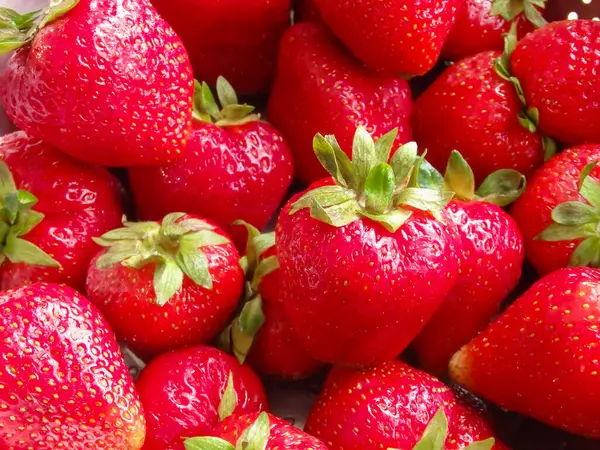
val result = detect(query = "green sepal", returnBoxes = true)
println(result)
[390,142,418,186]
[417,160,444,191]
[154,259,184,306]
[551,202,600,226]
[184,437,235,450]
[237,412,270,450]
[291,185,358,215]
[490,0,547,27]
[352,126,379,193]
[475,169,526,207]
[218,372,238,421]
[536,223,595,242]
[230,295,266,363]
[463,438,496,450]
[38,0,79,29]
[543,136,558,161]
[444,150,476,201]
[364,163,395,214]
[4,233,60,267]
[358,208,413,233]
[570,236,600,268]
[412,409,448,450]
[309,197,360,228]
[522,0,548,28]
[216,76,238,107]
[395,188,454,217]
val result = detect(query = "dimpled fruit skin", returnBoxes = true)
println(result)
[413,200,524,375]
[129,121,293,250]
[511,144,600,276]
[85,216,243,360]
[267,23,412,185]
[413,51,544,183]
[312,0,462,76]
[0,283,145,450]
[136,345,267,450]
[450,267,600,438]
[305,360,504,449]
[510,20,600,146]
[213,412,328,449]
[0,0,194,167]
[0,131,123,292]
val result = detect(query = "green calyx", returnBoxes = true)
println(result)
[93,212,231,305]
[192,76,260,127]
[0,0,80,55]
[217,372,238,422]
[290,126,455,232]
[490,0,548,28]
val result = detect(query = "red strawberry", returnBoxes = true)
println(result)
[150,0,290,96]
[510,20,600,146]
[511,144,600,276]
[305,360,503,449]
[450,266,600,438]
[129,78,293,250]
[267,22,412,185]
[0,282,145,449]
[276,126,459,367]
[0,131,123,292]
[312,0,462,76]
[413,151,525,375]
[295,0,323,24]
[0,0,194,167]
[136,345,267,450]
[85,213,243,359]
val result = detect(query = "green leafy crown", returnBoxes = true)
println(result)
[490,0,547,28]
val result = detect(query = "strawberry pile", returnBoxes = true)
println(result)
[0,0,599,449]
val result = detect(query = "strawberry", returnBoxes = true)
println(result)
[295,0,323,24]
[0,282,145,449]
[0,131,123,292]
[276,126,459,367]
[510,20,600,146]
[136,345,267,450]
[129,77,293,250]
[413,152,525,375]
[305,360,503,449]
[311,0,462,76]
[267,22,412,185]
[0,0,194,167]
[450,266,600,438]
[85,213,243,360]
[511,144,600,276]
[150,0,290,96]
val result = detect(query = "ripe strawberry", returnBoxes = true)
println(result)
[413,151,525,375]
[510,20,600,146]
[136,345,267,450]
[267,22,412,185]
[0,0,194,167]
[0,283,145,449]
[0,131,123,292]
[276,126,459,367]
[85,213,243,360]
[312,0,462,76]
[450,266,600,438]
[129,78,293,250]
[305,360,502,449]
[511,144,600,276]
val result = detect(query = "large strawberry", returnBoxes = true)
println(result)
[267,22,412,185]
[413,151,525,375]
[0,0,194,167]
[451,266,600,438]
[0,131,123,291]
[0,283,145,449]
[129,77,293,250]
[85,213,243,359]
[136,345,267,450]
[276,126,459,367]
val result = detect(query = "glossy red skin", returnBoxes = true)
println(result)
[0,283,145,449]
[267,23,412,185]
[213,412,327,449]
[305,360,505,449]
[151,0,291,96]
[295,0,324,24]
[136,345,268,450]
[413,200,524,375]
[413,50,544,183]
[511,144,600,276]
[451,267,600,438]
[129,120,293,250]
[511,20,600,146]
[85,215,243,360]
[0,0,193,167]
[313,0,462,76]
[275,186,460,367]
[0,131,123,292]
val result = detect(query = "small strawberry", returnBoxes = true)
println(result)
[413,151,525,375]
[450,266,600,438]
[129,77,293,250]
[267,22,412,185]
[85,213,243,359]
[0,282,145,449]
[136,345,267,450]
[0,0,194,166]
[0,131,123,291]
